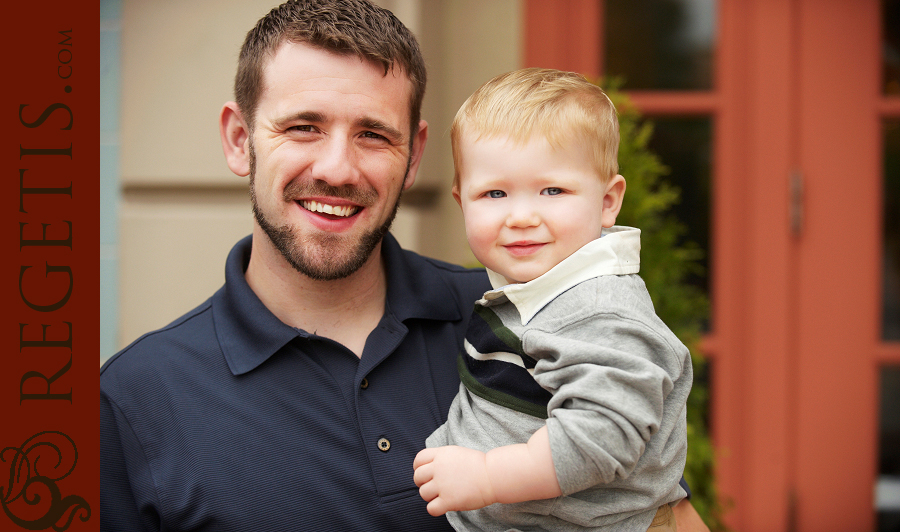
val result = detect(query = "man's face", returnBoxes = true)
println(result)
[248,42,421,280]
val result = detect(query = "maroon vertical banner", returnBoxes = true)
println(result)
[1,1,100,531]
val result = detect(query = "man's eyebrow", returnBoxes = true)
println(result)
[274,110,326,128]
[274,112,405,143]
[357,118,404,143]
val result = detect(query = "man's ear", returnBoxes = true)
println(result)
[601,174,626,228]
[402,120,429,191]
[220,102,251,177]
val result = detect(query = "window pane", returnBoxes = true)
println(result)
[885,0,900,95]
[604,0,716,90]
[646,117,712,303]
[878,367,900,531]
[885,120,900,341]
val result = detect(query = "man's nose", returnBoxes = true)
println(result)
[309,136,361,187]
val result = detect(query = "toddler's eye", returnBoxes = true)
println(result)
[542,187,563,196]
[487,190,506,198]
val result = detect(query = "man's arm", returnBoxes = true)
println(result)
[100,392,157,532]
[674,498,711,532]
[413,426,561,516]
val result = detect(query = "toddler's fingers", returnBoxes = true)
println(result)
[413,447,436,469]
[426,496,448,517]
[413,462,433,487]
[417,478,438,503]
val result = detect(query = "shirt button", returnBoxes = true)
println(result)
[377,438,391,452]
[360,378,369,389]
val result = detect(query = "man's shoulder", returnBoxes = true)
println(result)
[418,254,485,279]
[100,296,218,385]
[396,247,489,301]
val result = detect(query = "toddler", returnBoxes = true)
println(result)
[413,68,692,532]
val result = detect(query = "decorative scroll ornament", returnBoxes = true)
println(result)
[1,431,91,530]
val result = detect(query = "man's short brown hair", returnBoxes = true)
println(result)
[234,0,426,139]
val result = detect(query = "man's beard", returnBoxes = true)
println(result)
[248,142,407,281]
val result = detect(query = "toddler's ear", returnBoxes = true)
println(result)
[601,174,626,227]
[451,185,463,208]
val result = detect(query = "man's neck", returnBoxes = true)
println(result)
[244,230,388,358]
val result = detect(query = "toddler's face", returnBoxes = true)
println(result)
[453,133,617,284]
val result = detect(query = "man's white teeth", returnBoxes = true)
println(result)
[301,200,358,217]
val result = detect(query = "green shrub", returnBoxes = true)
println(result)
[602,82,728,530]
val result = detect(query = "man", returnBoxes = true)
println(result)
[100,1,709,530]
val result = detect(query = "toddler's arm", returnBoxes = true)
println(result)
[413,425,562,516]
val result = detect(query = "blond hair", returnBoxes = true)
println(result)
[450,68,619,189]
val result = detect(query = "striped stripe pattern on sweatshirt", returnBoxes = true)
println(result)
[457,304,551,419]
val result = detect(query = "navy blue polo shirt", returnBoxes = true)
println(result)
[100,233,490,531]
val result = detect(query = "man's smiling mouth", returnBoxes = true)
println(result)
[300,200,359,218]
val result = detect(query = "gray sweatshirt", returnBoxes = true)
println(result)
[427,226,691,531]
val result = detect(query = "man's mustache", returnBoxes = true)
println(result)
[283,179,378,207]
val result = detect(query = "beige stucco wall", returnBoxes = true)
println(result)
[116,0,521,349]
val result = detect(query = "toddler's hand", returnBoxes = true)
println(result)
[413,446,496,516]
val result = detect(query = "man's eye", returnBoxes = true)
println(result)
[289,125,315,132]
[542,187,563,196]
[487,190,506,198]
[361,131,387,140]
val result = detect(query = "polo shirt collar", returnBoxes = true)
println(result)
[213,233,463,376]
[480,225,641,325]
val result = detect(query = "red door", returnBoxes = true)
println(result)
[524,1,899,530]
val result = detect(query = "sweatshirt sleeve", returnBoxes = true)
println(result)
[525,306,688,496]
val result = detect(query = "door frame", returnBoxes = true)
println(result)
[524,1,893,530]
